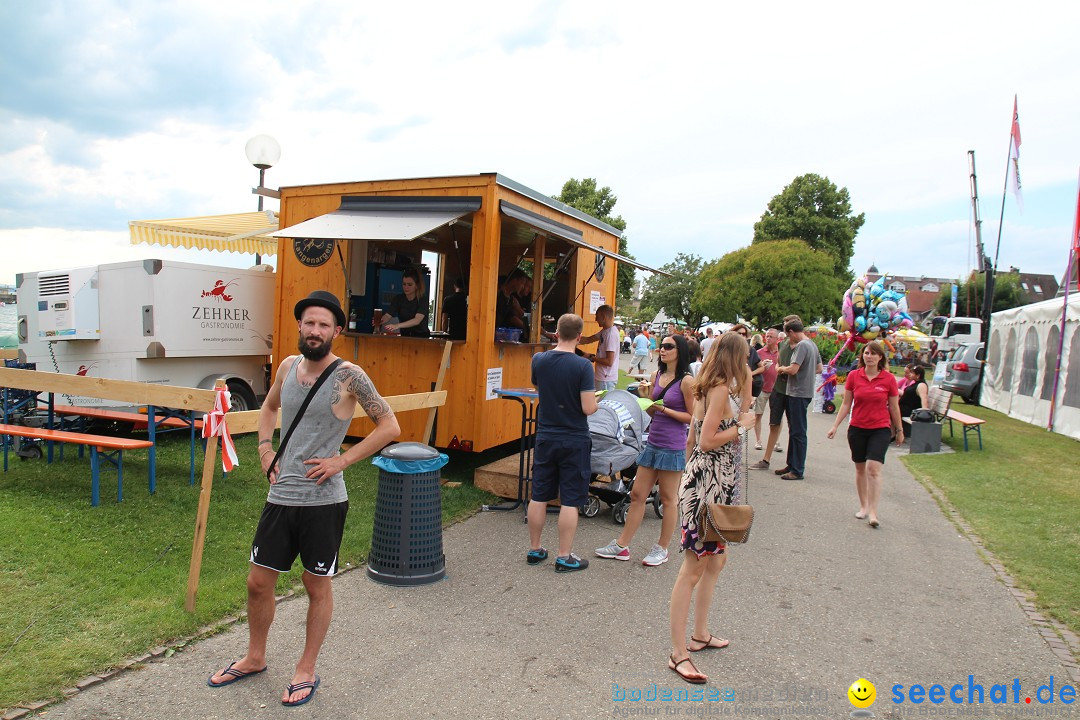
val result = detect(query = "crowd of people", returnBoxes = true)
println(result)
[525,310,915,684]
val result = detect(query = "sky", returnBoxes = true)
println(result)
[2,0,1079,291]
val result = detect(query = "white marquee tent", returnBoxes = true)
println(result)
[981,293,1080,440]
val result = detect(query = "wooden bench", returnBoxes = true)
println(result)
[926,386,986,451]
[38,403,204,489]
[0,424,153,506]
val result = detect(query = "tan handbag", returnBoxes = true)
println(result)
[699,502,754,544]
[696,392,754,544]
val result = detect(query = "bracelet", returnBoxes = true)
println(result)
[260,448,273,458]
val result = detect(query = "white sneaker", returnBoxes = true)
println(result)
[754,442,763,450]
[642,544,669,567]
[595,539,630,560]
[775,444,783,453]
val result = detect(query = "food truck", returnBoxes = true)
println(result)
[270,173,661,451]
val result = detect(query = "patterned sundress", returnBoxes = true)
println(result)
[679,392,743,557]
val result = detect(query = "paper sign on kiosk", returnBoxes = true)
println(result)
[485,368,503,400]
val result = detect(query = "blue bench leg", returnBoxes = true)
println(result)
[90,447,100,507]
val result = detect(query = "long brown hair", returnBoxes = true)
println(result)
[694,332,747,400]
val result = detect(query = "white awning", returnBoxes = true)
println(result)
[129,211,278,255]
[499,200,669,276]
[272,197,482,241]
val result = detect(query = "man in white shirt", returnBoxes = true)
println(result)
[581,305,620,391]
[699,326,716,360]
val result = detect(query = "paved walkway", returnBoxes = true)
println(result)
[41,353,1078,719]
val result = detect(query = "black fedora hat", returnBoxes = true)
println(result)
[294,290,347,328]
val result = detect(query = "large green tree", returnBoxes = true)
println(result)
[934,271,1027,317]
[752,173,865,275]
[695,240,846,328]
[640,253,706,329]
[554,178,635,301]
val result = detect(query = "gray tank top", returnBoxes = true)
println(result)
[266,358,352,506]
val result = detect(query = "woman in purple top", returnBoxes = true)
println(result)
[595,335,695,567]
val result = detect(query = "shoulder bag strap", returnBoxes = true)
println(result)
[266,357,344,481]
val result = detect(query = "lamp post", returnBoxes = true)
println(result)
[244,134,281,265]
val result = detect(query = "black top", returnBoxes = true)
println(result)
[389,294,429,337]
[531,350,594,439]
[899,379,927,419]
[495,290,521,329]
[442,291,468,341]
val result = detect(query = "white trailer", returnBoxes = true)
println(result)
[16,259,274,411]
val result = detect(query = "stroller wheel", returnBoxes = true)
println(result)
[823,400,836,414]
[613,498,629,525]
[581,495,601,518]
[651,491,664,518]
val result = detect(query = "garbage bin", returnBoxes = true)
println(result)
[909,420,943,454]
[367,442,449,586]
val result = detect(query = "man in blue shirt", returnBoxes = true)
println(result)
[527,313,598,572]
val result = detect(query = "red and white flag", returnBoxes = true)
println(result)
[1009,95,1023,212]
[202,386,239,472]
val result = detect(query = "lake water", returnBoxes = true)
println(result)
[0,303,17,348]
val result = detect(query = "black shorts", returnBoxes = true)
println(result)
[531,437,591,507]
[768,392,786,427]
[250,501,349,576]
[847,426,893,464]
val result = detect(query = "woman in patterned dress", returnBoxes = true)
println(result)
[667,331,755,684]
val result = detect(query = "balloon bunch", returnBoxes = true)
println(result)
[827,274,915,367]
[838,274,913,341]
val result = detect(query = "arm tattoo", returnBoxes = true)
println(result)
[344,366,393,420]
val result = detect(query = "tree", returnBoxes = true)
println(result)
[934,272,1027,317]
[640,253,706,330]
[694,240,847,329]
[554,178,635,301]
[753,173,865,275]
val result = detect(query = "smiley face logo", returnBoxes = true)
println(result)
[848,678,876,708]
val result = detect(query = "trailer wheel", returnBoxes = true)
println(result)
[18,444,43,461]
[226,381,258,412]
[580,495,601,518]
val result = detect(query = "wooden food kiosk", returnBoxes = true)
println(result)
[271,173,657,452]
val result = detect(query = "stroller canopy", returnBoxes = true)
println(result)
[588,389,646,477]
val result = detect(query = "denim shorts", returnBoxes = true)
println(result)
[637,443,686,472]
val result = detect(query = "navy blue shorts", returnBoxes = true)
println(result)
[531,437,591,507]
[847,426,893,464]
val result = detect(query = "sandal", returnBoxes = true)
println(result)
[668,654,707,684]
[207,661,267,688]
[688,634,730,652]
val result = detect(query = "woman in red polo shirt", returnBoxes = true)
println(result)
[826,341,903,529]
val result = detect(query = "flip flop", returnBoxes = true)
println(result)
[668,654,707,684]
[282,675,320,707]
[689,634,730,652]
[207,661,267,687]
[855,511,867,520]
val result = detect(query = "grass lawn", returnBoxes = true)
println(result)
[902,403,1080,637]
[0,431,496,711]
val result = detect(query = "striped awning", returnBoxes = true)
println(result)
[129,210,279,256]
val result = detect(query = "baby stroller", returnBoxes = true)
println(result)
[582,389,663,524]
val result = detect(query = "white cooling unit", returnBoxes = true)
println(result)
[36,267,100,340]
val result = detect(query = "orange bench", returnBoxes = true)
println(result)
[0,423,153,506]
[39,404,203,488]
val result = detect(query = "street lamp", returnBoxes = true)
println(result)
[245,134,281,265]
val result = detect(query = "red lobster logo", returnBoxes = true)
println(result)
[76,362,99,376]
[201,279,238,302]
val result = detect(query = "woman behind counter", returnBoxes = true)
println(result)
[381,268,430,337]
